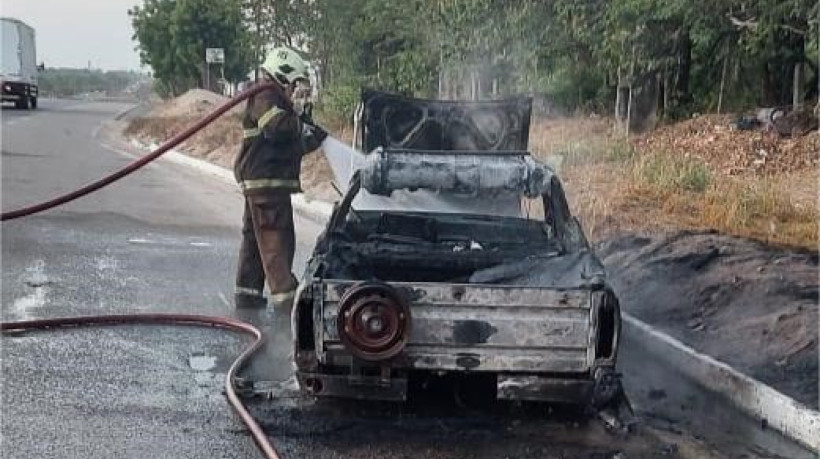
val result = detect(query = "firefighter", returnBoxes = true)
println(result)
[234,47,326,331]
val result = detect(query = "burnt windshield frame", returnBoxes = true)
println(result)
[361,89,533,153]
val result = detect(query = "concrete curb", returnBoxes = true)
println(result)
[113,103,143,121]
[129,136,817,452]
[132,139,334,223]
[624,313,819,452]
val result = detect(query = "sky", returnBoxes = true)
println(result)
[3,0,144,71]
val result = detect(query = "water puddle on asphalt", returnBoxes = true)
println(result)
[188,353,217,371]
[187,353,222,395]
[12,259,51,321]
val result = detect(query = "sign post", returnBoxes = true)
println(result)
[205,48,225,64]
[205,48,225,91]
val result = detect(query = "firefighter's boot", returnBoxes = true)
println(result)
[232,303,273,391]
[265,295,295,381]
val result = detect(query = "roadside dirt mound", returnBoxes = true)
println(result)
[633,115,819,175]
[148,89,244,118]
[597,230,818,408]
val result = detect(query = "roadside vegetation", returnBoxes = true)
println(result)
[38,68,148,98]
[529,117,818,249]
[130,1,818,119]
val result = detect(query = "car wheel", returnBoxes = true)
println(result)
[30,97,37,109]
[15,97,30,109]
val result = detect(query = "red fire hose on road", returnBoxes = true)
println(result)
[1,85,294,458]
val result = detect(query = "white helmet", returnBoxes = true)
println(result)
[260,47,309,86]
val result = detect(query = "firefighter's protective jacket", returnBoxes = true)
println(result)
[234,82,323,195]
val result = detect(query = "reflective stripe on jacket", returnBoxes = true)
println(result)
[233,82,322,195]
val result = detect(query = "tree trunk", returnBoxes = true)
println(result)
[762,63,778,106]
[626,83,633,138]
[763,28,806,106]
[200,61,209,90]
[470,69,477,100]
[615,65,622,120]
[675,29,692,106]
[793,62,804,110]
[438,50,443,99]
[717,57,728,114]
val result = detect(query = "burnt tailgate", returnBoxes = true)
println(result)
[319,281,594,373]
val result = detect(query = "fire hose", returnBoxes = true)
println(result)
[0,83,300,458]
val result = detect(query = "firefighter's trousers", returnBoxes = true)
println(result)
[235,192,298,309]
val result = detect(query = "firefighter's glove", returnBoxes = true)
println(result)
[309,123,328,144]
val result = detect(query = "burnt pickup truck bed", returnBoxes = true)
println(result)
[291,90,624,411]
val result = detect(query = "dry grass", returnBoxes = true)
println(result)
[530,117,818,249]
[623,171,818,248]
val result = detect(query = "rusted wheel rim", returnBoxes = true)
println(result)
[338,283,410,361]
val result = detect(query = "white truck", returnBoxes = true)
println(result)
[1,17,39,109]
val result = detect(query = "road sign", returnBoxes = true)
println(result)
[205,48,225,64]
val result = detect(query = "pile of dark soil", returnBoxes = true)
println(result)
[597,230,818,408]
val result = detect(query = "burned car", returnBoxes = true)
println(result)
[292,90,624,410]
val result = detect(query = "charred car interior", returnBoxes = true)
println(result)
[293,90,627,416]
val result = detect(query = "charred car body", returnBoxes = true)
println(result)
[293,90,624,411]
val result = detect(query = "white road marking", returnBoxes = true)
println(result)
[127,237,154,244]
[128,237,216,248]
[218,292,231,307]
[12,260,50,320]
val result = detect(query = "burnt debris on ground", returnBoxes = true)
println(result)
[597,230,818,408]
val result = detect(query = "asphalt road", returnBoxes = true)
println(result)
[0,100,811,458]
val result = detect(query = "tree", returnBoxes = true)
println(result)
[242,0,314,66]
[130,0,254,97]
[231,0,817,119]
[37,68,148,98]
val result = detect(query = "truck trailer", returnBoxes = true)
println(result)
[1,17,38,109]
